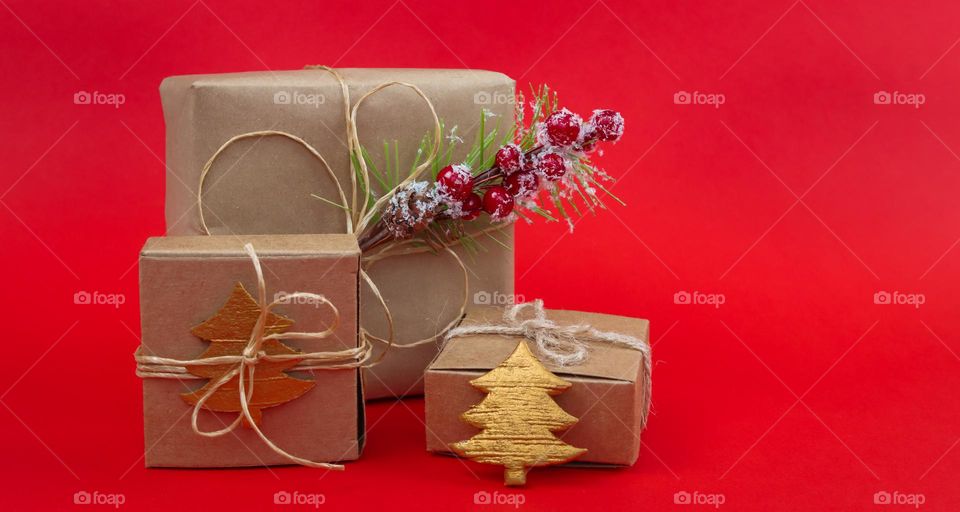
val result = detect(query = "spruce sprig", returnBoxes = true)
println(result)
[341,85,623,254]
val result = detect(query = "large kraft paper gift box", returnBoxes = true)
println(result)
[160,68,515,399]
[139,234,362,467]
[425,307,650,466]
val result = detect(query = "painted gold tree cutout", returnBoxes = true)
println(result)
[451,341,586,485]
[181,282,315,426]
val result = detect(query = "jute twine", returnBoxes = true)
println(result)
[196,65,473,352]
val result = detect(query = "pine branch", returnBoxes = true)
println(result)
[355,85,625,253]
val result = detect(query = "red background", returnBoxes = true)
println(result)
[2,0,959,510]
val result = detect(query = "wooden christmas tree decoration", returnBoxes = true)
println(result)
[181,282,315,427]
[451,341,586,485]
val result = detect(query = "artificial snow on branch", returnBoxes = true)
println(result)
[355,86,626,254]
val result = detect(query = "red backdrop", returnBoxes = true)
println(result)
[2,0,958,510]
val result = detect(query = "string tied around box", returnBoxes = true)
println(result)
[135,243,369,470]
[196,65,477,357]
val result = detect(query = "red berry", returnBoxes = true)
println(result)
[495,144,524,175]
[538,152,568,181]
[460,193,482,220]
[436,164,473,200]
[505,171,538,198]
[543,108,582,147]
[588,109,624,142]
[482,186,514,219]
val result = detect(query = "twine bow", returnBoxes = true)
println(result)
[444,300,652,428]
[135,243,369,470]
[196,65,474,354]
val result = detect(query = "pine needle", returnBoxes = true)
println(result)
[310,193,351,210]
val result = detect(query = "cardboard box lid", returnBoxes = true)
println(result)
[142,234,360,258]
[429,307,649,382]
[161,68,513,92]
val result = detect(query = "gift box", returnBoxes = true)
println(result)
[425,306,650,466]
[138,234,362,467]
[160,68,516,399]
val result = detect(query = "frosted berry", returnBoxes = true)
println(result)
[482,186,515,219]
[505,171,538,198]
[460,193,482,220]
[588,109,624,142]
[543,108,582,147]
[436,164,473,200]
[538,152,568,181]
[495,144,524,175]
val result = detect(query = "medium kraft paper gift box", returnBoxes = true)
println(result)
[425,307,650,466]
[160,68,516,399]
[139,234,362,467]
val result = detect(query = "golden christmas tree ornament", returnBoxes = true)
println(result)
[451,341,586,485]
[181,282,315,427]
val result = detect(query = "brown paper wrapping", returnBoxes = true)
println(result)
[425,307,650,466]
[160,68,516,399]
[139,234,362,467]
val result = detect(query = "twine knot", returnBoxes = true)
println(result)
[446,300,650,367]
[240,347,261,365]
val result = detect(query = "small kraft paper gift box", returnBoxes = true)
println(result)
[160,68,516,399]
[137,234,363,468]
[425,305,651,466]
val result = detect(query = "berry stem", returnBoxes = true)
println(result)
[359,227,392,252]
